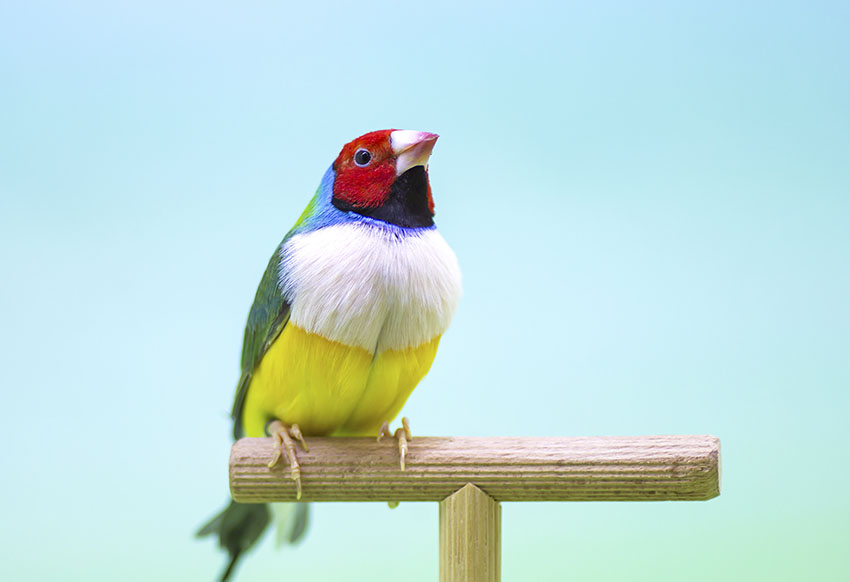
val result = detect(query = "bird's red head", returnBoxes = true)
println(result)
[331,129,438,228]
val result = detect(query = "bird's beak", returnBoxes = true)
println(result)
[391,130,439,176]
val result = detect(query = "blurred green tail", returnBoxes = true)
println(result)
[197,501,309,581]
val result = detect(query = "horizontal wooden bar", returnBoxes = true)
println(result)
[229,435,720,503]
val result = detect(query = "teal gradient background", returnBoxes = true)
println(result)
[2,1,848,580]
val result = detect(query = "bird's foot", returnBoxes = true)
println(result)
[267,420,308,500]
[377,416,412,471]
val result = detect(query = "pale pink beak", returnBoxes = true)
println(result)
[390,130,439,176]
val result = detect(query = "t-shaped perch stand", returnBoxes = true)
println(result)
[230,435,721,581]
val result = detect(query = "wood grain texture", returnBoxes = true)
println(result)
[229,435,720,502]
[440,484,500,582]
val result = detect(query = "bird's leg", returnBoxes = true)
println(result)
[288,423,309,452]
[396,417,411,470]
[377,416,412,471]
[267,420,307,500]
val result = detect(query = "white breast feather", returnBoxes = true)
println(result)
[279,223,462,353]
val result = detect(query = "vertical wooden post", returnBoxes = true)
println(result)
[439,483,501,582]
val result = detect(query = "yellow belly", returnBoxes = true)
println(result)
[241,324,440,438]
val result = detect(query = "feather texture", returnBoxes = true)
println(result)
[279,221,461,353]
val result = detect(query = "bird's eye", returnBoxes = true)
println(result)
[354,149,372,167]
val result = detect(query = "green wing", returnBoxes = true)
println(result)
[230,190,322,439]
[230,244,291,439]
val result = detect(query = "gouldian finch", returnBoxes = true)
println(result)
[197,129,462,581]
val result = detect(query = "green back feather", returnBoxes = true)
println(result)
[230,242,292,439]
[230,189,325,439]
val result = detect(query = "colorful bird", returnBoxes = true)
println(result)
[197,129,462,581]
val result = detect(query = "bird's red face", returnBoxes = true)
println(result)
[332,129,439,228]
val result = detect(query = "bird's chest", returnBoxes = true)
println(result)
[279,222,461,354]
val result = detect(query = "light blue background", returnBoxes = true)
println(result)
[1,1,848,580]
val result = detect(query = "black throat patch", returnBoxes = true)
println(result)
[333,166,435,228]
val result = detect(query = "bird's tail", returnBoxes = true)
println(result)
[197,501,309,582]
[269,502,311,547]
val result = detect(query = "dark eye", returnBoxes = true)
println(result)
[354,148,372,167]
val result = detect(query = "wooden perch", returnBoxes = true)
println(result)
[230,435,720,503]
